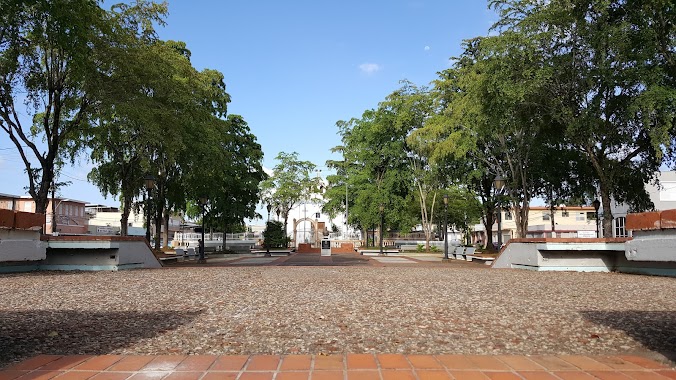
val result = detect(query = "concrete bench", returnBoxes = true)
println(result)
[359,249,401,256]
[251,249,292,256]
[463,247,477,261]
[469,255,495,265]
[399,244,419,252]
[452,246,464,259]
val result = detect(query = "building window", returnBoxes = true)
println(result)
[576,213,585,221]
[615,217,628,237]
[561,210,569,217]
[586,212,597,220]
[543,213,550,221]
[504,212,512,220]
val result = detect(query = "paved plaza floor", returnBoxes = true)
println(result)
[170,252,486,268]
[1,254,675,377]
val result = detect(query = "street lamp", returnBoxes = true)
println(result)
[143,174,155,243]
[592,199,601,238]
[266,204,272,256]
[379,203,384,256]
[444,194,448,260]
[443,194,449,260]
[199,195,208,263]
[493,175,506,250]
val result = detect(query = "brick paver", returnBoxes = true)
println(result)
[2,354,673,380]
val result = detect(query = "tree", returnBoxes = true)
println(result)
[263,221,288,249]
[491,0,676,236]
[260,152,318,236]
[0,0,166,214]
[88,39,193,236]
[190,114,266,236]
[328,106,416,239]
[386,81,441,250]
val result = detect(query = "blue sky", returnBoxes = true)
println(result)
[0,1,497,205]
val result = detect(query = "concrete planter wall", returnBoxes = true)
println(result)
[625,209,676,263]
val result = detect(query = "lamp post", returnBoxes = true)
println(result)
[143,175,156,243]
[266,204,272,256]
[379,203,384,256]
[199,196,208,263]
[443,194,449,260]
[493,175,506,250]
[593,199,601,238]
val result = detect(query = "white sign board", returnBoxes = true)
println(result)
[577,230,596,238]
[96,226,115,234]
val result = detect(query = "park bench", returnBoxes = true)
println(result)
[470,255,496,265]
[251,249,292,256]
[452,246,465,259]
[359,249,401,256]
[463,247,476,261]
[186,247,197,260]
[399,244,419,252]
[174,248,186,258]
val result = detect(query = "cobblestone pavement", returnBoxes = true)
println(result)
[2,353,674,379]
[0,265,674,369]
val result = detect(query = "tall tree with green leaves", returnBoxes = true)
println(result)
[0,0,166,214]
[491,0,676,236]
[88,39,196,236]
[188,114,266,236]
[260,152,319,236]
[385,81,442,250]
[330,104,416,238]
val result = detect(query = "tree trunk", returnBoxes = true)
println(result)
[600,181,613,238]
[154,212,162,249]
[548,187,556,236]
[514,203,530,238]
[120,192,133,236]
[163,209,170,248]
[34,181,50,215]
[51,184,56,234]
[283,213,289,245]
[482,205,495,250]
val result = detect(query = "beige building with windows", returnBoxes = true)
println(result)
[472,205,598,246]
[474,171,676,244]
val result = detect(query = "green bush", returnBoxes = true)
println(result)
[263,221,288,248]
[416,244,425,252]
[430,245,439,252]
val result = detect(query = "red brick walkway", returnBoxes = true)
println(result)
[2,354,675,380]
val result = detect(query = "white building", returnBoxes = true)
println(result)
[85,204,182,238]
[608,170,676,237]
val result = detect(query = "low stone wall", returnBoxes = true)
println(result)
[492,238,629,272]
[1,235,160,272]
[0,209,45,230]
[0,229,46,263]
[492,236,676,277]
[296,243,320,253]
[625,209,676,263]
[331,243,357,254]
[0,210,47,264]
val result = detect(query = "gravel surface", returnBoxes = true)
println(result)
[0,267,675,367]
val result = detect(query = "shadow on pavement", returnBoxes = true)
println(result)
[0,309,202,368]
[580,310,676,362]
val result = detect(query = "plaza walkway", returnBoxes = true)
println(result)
[169,252,487,268]
[3,353,675,379]
[2,257,675,378]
